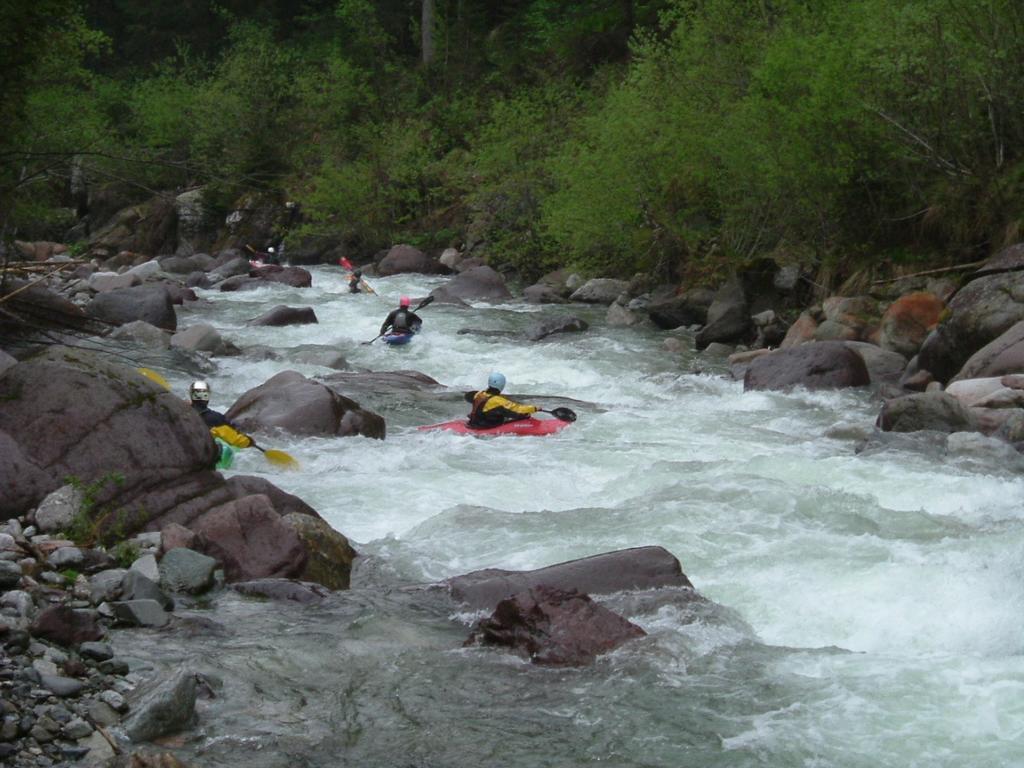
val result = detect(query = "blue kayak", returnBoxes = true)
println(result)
[383,332,415,345]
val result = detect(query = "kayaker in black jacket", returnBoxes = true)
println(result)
[379,296,422,336]
[189,380,252,448]
[348,270,363,294]
[463,372,540,429]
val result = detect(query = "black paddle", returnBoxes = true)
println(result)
[362,295,435,345]
[541,407,577,422]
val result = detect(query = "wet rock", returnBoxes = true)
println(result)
[0,560,22,589]
[87,284,177,331]
[524,315,589,342]
[89,569,127,604]
[170,324,234,354]
[376,244,442,276]
[696,281,750,350]
[250,265,313,288]
[110,599,170,628]
[0,347,217,522]
[878,292,945,358]
[108,320,172,349]
[246,305,318,327]
[124,670,197,743]
[743,342,870,392]
[190,494,307,582]
[158,548,217,594]
[430,265,511,302]
[78,642,113,661]
[225,370,385,438]
[120,571,173,610]
[231,578,331,603]
[447,546,691,612]
[569,278,629,305]
[843,342,908,386]
[876,392,979,433]
[465,585,646,666]
[647,289,715,330]
[951,320,1024,382]
[522,283,568,304]
[39,674,85,698]
[30,606,103,646]
[281,513,356,590]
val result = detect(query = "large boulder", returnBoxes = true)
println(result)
[951,320,1024,382]
[174,188,216,256]
[282,513,357,590]
[0,348,214,520]
[843,342,908,386]
[918,265,1024,382]
[780,310,819,349]
[743,341,870,392]
[647,289,715,330]
[246,306,318,327]
[88,195,177,256]
[568,278,629,305]
[695,281,750,350]
[446,546,691,612]
[464,585,647,666]
[190,494,307,582]
[876,391,979,433]
[87,284,177,331]
[225,370,385,438]
[170,323,237,355]
[878,292,945,358]
[524,315,589,342]
[430,265,512,303]
[250,265,313,288]
[376,244,442,276]
[815,296,881,343]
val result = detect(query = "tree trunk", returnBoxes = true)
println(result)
[422,0,435,66]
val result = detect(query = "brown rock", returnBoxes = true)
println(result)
[282,513,357,590]
[879,292,945,358]
[465,586,647,666]
[30,606,104,646]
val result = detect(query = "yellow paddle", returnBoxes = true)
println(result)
[137,368,300,470]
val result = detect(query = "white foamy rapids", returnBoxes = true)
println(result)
[161,265,1024,766]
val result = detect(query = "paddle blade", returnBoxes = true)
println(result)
[549,407,577,422]
[263,449,300,470]
[339,256,354,270]
[138,368,170,390]
[415,295,435,310]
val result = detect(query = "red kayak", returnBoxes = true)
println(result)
[418,417,570,437]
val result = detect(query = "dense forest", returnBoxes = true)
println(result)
[2,0,1023,285]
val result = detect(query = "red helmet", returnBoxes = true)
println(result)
[400,296,411,308]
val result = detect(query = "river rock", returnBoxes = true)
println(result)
[89,569,127,603]
[817,295,881,342]
[30,606,104,646]
[446,546,691,612]
[569,278,629,305]
[88,271,141,292]
[110,599,170,628]
[743,342,870,392]
[876,391,979,433]
[878,292,945,357]
[247,305,318,327]
[250,265,313,288]
[465,585,647,666]
[696,281,750,350]
[780,311,819,348]
[225,370,385,438]
[34,484,84,534]
[121,571,173,610]
[843,342,908,386]
[0,348,223,524]
[109,320,172,349]
[647,288,715,330]
[232,578,331,603]
[170,323,235,355]
[0,559,22,588]
[376,244,442,275]
[158,547,217,594]
[431,265,511,303]
[124,670,197,743]
[525,315,589,341]
[918,266,1024,382]
[189,494,307,582]
[522,283,569,304]
[87,284,177,331]
[950,320,1024,382]
[945,377,1010,407]
[281,512,357,590]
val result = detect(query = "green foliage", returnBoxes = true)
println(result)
[110,540,141,569]
[63,472,127,547]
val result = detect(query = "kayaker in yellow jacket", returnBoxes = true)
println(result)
[463,372,540,429]
[189,380,253,449]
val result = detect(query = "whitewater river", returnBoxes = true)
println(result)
[117,266,1024,767]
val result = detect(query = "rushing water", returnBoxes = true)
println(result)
[114,266,1024,767]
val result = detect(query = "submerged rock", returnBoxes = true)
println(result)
[465,585,646,666]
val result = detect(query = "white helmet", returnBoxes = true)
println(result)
[189,380,210,402]
[268,246,275,253]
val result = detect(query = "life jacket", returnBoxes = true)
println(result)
[210,424,253,449]
[468,390,536,428]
